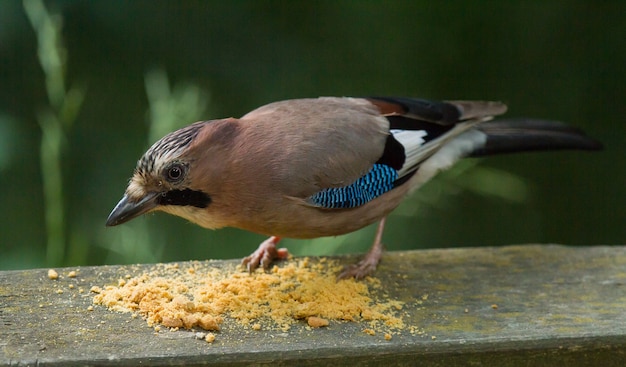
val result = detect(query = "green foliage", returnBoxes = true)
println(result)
[23,0,85,266]
[145,68,210,144]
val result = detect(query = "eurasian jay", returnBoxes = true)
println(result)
[106,97,601,279]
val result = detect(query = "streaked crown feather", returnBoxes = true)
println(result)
[136,121,206,175]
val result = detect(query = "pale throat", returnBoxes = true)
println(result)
[158,205,225,230]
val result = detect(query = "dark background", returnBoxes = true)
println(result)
[1,1,623,270]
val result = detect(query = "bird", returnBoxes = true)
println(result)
[106,97,602,279]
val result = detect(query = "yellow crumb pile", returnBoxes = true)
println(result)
[91,258,404,333]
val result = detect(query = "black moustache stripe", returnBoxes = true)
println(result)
[158,189,211,208]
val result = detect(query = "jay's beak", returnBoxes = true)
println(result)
[106,193,160,227]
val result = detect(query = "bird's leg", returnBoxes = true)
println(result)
[338,217,387,280]
[241,236,289,273]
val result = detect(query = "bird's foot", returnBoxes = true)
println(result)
[241,236,289,273]
[337,258,379,280]
[337,244,384,280]
[338,218,386,280]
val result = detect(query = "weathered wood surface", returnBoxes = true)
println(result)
[2,244,626,366]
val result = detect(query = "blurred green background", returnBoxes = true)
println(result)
[0,0,623,270]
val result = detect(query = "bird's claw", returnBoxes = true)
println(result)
[338,231,385,280]
[241,236,288,273]
[337,258,378,280]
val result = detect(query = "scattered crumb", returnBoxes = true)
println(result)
[205,333,216,343]
[491,304,499,310]
[68,284,75,289]
[67,270,77,278]
[154,326,161,332]
[363,328,376,336]
[307,316,329,328]
[464,308,469,313]
[87,306,94,311]
[56,289,63,294]
[384,333,392,341]
[409,325,424,335]
[92,258,406,335]
[195,332,207,340]
[431,335,437,340]
[48,269,59,280]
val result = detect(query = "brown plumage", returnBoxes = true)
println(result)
[106,97,601,279]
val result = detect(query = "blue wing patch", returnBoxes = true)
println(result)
[307,164,398,209]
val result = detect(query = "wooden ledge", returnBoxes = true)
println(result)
[2,244,626,366]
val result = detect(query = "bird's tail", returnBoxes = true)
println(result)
[470,119,603,157]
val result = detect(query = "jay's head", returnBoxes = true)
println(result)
[106,119,237,229]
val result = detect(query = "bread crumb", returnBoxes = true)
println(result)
[384,333,392,340]
[205,333,216,343]
[67,270,77,278]
[491,304,498,310]
[68,284,75,289]
[307,316,329,328]
[48,269,59,280]
[92,258,405,335]
[198,315,221,331]
[363,328,376,336]
[56,289,63,294]
[431,335,437,340]
[87,305,94,311]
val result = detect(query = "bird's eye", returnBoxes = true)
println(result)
[165,163,187,183]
